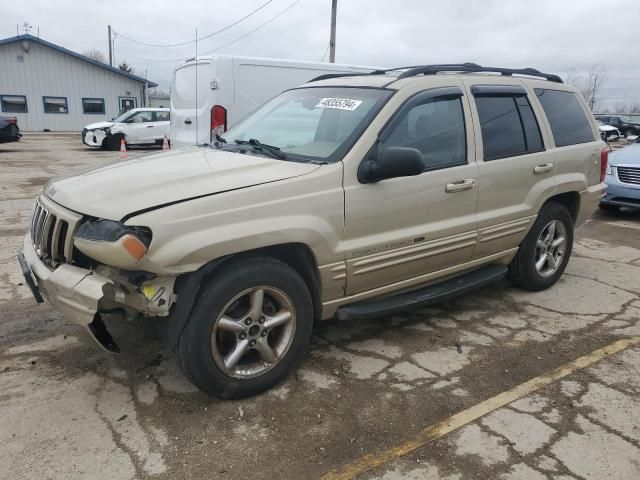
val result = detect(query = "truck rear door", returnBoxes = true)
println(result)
[170,59,216,147]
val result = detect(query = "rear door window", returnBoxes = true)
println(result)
[155,111,170,121]
[535,89,595,147]
[474,94,543,160]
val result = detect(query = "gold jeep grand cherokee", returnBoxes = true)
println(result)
[18,64,608,398]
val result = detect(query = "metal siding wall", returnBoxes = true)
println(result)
[0,40,146,131]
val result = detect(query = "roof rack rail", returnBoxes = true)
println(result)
[396,64,563,83]
[308,63,562,84]
[308,71,377,83]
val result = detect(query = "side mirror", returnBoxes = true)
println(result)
[360,147,424,183]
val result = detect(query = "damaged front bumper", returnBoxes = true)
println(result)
[82,128,107,147]
[18,234,176,352]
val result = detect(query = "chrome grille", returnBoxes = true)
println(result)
[30,195,82,268]
[617,166,640,185]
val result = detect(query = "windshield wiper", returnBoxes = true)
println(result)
[235,138,287,160]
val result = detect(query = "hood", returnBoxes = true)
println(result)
[84,121,114,131]
[598,125,618,132]
[45,148,321,221]
[609,143,640,167]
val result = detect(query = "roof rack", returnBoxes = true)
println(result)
[395,64,563,83]
[308,63,562,84]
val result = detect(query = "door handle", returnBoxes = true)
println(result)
[184,120,192,125]
[534,163,554,174]
[146,125,154,128]
[445,179,475,193]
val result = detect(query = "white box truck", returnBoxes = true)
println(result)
[170,55,381,147]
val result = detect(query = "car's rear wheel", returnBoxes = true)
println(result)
[177,257,313,399]
[508,202,574,291]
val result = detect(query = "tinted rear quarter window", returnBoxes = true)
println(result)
[535,89,595,147]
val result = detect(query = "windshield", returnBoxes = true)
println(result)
[113,110,135,123]
[222,87,392,163]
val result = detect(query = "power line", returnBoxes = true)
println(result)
[320,43,330,62]
[114,47,186,63]
[199,0,304,55]
[115,0,275,48]
[113,0,304,67]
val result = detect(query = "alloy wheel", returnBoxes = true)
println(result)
[210,286,296,379]
[534,220,567,277]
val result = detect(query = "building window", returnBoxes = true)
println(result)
[43,96,69,114]
[1,95,27,113]
[82,98,105,114]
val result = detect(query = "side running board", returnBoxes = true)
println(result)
[335,264,507,321]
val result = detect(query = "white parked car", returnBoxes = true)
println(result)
[170,55,381,148]
[82,108,170,150]
[596,120,620,141]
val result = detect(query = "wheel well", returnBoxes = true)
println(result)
[545,192,579,223]
[167,243,322,349]
[210,243,321,322]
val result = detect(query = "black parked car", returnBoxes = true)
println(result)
[595,115,640,138]
[0,116,21,143]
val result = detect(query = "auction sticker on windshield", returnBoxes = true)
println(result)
[316,98,363,111]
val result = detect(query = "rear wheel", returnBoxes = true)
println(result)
[508,203,574,291]
[177,257,313,399]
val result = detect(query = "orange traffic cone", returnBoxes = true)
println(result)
[162,135,170,150]
[119,137,127,159]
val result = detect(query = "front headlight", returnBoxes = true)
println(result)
[74,219,152,269]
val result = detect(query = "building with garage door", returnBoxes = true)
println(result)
[0,34,157,131]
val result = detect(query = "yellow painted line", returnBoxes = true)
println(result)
[322,336,640,480]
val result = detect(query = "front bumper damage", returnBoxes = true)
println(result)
[82,128,110,147]
[18,235,176,352]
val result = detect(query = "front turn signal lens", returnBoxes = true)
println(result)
[122,234,148,260]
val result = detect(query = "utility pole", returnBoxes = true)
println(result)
[329,0,337,63]
[108,25,113,67]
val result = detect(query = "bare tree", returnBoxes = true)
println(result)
[83,49,106,63]
[583,65,607,111]
[118,61,134,74]
[564,65,608,111]
[610,98,640,114]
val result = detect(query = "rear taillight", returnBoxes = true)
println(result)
[600,148,609,182]
[210,105,227,141]
[6,117,17,125]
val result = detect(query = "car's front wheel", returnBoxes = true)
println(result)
[103,134,123,151]
[508,202,574,291]
[177,257,313,399]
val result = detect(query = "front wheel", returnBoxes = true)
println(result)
[508,202,574,291]
[177,257,313,399]
[103,134,123,151]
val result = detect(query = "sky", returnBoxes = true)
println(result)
[3,0,640,110]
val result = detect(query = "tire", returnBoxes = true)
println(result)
[599,203,618,212]
[103,134,123,151]
[177,257,313,399]
[508,202,574,291]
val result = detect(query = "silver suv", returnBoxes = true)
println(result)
[18,64,608,398]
